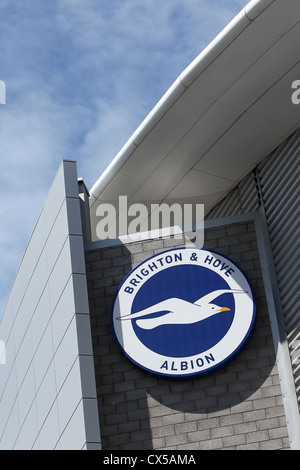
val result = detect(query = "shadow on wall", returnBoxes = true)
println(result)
[86,240,276,451]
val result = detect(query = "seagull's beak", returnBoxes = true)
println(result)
[217,307,231,312]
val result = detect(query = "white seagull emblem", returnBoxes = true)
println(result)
[118,289,247,329]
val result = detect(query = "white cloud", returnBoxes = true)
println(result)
[0,0,248,315]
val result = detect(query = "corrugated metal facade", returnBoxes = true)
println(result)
[208,170,260,218]
[208,128,300,412]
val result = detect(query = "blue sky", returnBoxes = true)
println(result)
[0,0,248,315]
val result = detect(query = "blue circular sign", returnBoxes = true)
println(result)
[112,248,256,379]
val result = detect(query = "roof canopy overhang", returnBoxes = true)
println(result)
[89,0,300,238]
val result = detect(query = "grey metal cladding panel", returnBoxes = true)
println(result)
[259,129,300,409]
[0,160,100,449]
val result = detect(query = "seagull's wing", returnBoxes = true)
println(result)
[117,298,179,321]
[194,289,248,305]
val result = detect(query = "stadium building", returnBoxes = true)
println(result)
[0,0,300,450]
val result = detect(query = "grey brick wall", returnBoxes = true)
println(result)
[85,221,290,450]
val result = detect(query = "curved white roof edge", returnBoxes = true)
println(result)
[89,0,274,206]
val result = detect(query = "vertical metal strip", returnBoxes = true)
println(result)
[207,127,300,446]
[259,129,300,413]
[254,210,300,449]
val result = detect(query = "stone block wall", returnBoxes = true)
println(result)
[85,221,290,450]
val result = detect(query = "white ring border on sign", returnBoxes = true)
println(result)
[111,247,256,379]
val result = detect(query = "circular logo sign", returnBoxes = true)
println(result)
[112,248,256,379]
